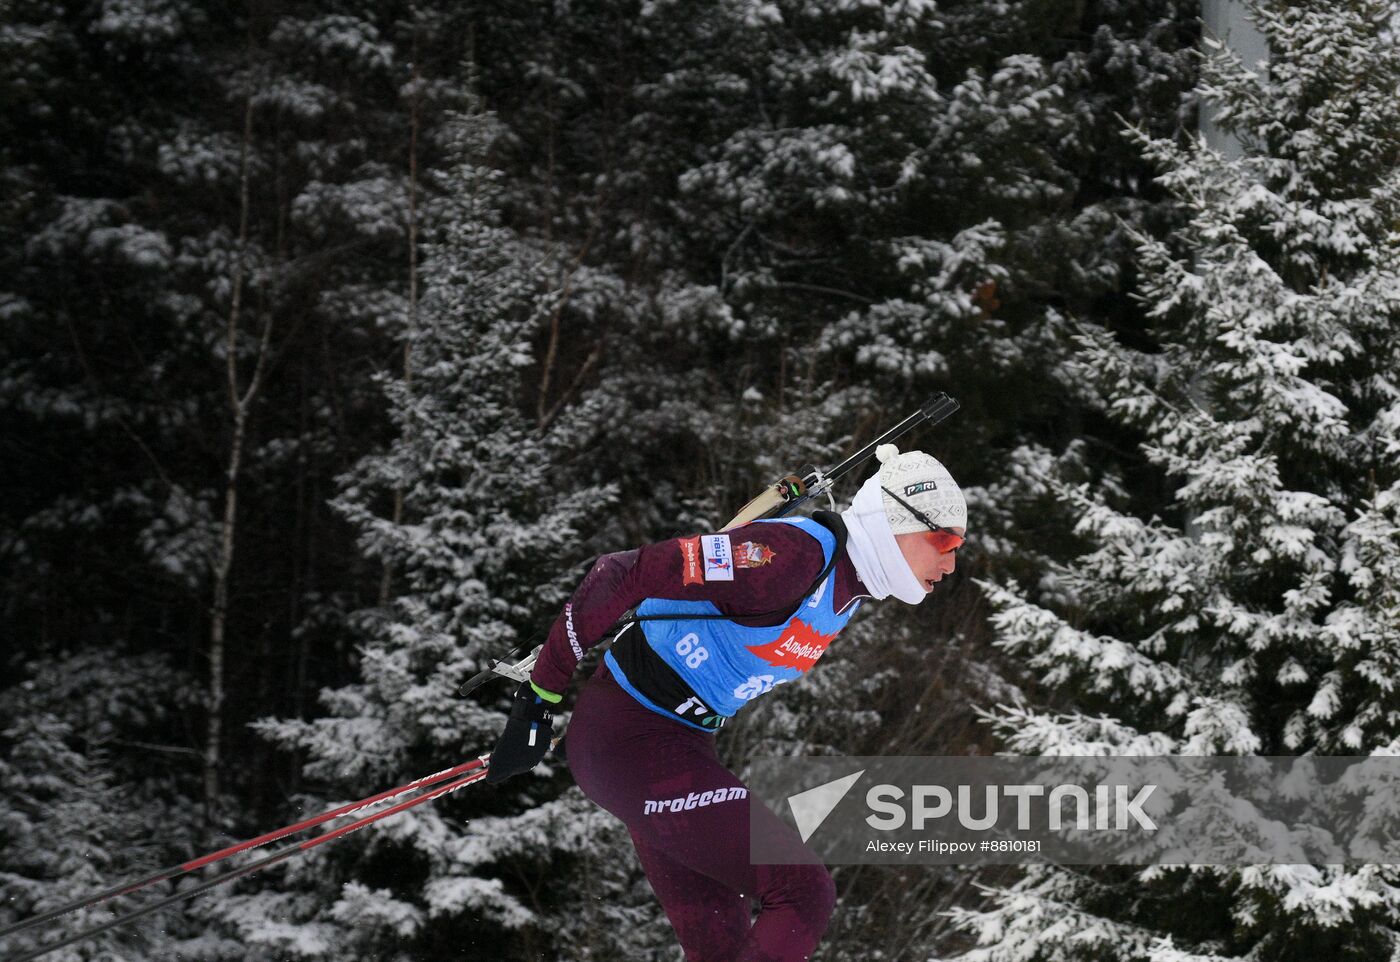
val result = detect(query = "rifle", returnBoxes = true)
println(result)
[458,393,960,695]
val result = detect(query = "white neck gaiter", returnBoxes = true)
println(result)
[839,472,928,605]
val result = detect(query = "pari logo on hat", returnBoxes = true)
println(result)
[876,444,966,535]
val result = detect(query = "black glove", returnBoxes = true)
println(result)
[485,681,556,783]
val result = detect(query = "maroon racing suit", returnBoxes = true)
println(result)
[532,517,871,962]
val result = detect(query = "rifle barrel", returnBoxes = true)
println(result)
[819,392,959,487]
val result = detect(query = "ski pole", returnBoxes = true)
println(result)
[2,765,491,962]
[0,756,489,940]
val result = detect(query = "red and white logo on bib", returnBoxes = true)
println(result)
[745,618,836,672]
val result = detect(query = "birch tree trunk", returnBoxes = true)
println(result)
[206,92,273,824]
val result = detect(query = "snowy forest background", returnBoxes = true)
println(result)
[4,0,1400,959]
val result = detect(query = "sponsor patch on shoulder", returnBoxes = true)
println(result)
[735,541,775,567]
[680,536,704,586]
[700,534,734,581]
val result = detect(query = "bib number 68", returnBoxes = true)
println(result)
[675,632,709,669]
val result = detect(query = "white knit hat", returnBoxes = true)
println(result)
[875,444,967,534]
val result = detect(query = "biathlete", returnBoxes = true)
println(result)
[486,444,967,961]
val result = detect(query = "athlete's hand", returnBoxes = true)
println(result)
[485,681,557,783]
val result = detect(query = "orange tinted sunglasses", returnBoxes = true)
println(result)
[881,486,965,554]
[925,528,964,554]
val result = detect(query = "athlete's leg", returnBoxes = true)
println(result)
[630,829,750,962]
[568,663,836,962]
[569,665,751,958]
[629,771,836,962]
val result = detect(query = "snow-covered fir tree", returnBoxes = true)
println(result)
[951,2,1400,959]
[584,2,1196,957]
[0,651,203,959]
[0,0,1249,959]
[246,82,643,959]
[0,0,444,827]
